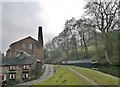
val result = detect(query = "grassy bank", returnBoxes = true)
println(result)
[36,65,91,85]
[35,65,119,85]
[68,65,119,85]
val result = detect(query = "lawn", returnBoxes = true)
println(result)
[36,65,91,85]
[68,65,119,85]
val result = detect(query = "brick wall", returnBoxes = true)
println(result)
[6,37,43,61]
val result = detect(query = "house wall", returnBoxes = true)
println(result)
[7,37,37,57]
[15,62,37,81]
[2,67,9,74]
[1,64,37,82]
[6,37,43,61]
[29,58,37,79]
[2,66,9,82]
[15,66,23,81]
[2,66,22,81]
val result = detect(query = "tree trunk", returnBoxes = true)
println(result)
[82,33,89,55]
[102,32,112,65]
[74,41,78,59]
[80,39,83,52]
[65,51,69,59]
[94,30,99,59]
[78,31,88,54]
[105,50,112,65]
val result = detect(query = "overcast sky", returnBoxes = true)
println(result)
[1,0,86,54]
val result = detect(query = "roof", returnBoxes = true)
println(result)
[10,36,38,47]
[1,56,35,66]
[65,59,92,64]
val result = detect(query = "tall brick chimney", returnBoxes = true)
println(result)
[38,26,43,47]
[38,26,43,62]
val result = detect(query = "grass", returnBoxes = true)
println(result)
[34,65,119,85]
[88,45,96,52]
[77,45,96,52]
[68,65,119,85]
[35,65,91,85]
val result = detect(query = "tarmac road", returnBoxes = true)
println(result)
[17,64,54,86]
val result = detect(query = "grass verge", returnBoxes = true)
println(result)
[35,65,91,85]
[68,65,119,85]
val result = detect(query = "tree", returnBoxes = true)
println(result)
[55,31,70,59]
[85,0,119,64]
[45,41,52,52]
[74,18,90,58]
[44,49,48,59]
[65,18,79,59]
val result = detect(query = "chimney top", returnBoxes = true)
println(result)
[38,26,43,47]
[39,26,42,29]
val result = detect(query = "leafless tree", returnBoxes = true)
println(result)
[85,0,119,64]
[74,18,90,57]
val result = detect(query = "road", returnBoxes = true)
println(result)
[17,64,54,85]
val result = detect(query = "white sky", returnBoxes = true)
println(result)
[1,0,86,54]
[39,0,86,36]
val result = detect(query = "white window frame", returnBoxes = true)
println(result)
[23,73,29,79]
[9,73,16,79]
[26,73,29,78]
[23,65,29,70]
[9,66,16,70]
[0,74,6,81]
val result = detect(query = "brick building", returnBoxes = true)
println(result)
[1,51,42,86]
[6,26,43,62]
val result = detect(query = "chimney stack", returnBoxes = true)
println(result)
[38,26,43,48]
[38,26,43,62]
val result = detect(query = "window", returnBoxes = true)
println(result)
[23,73,29,79]
[28,43,32,49]
[9,73,16,79]
[0,74,4,81]
[9,66,16,71]
[2,75,4,81]
[23,65,30,70]
[22,43,26,49]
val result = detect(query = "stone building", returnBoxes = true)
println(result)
[1,26,43,86]
[6,26,43,62]
[1,51,42,86]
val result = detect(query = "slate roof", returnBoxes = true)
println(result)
[1,56,35,66]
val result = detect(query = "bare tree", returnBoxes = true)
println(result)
[65,18,79,59]
[85,0,119,64]
[74,18,90,57]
